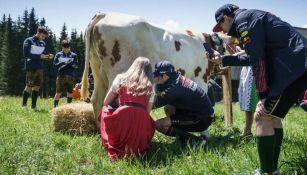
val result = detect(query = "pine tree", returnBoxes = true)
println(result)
[60,23,68,42]
[0,15,12,94]
[70,28,78,52]
[42,28,57,97]
[22,9,29,35]
[39,18,46,26]
[0,36,8,95]
[5,15,22,95]
[14,16,26,95]
[28,8,38,36]
[75,31,85,83]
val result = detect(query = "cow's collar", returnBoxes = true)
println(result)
[228,9,246,37]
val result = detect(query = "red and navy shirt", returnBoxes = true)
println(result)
[154,73,214,118]
[226,9,307,99]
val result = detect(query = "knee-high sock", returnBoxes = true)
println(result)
[273,128,283,171]
[22,90,30,106]
[31,91,39,108]
[256,135,275,174]
[67,97,72,103]
[54,100,59,108]
[165,127,197,141]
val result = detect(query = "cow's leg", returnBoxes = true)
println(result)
[90,59,109,130]
[91,78,107,130]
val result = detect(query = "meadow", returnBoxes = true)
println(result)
[0,96,306,175]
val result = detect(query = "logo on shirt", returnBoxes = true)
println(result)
[240,31,248,37]
[181,76,198,91]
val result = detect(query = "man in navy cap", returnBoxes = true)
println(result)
[153,61,214,148]
[211,4,307,175]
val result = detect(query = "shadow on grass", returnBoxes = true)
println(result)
[34,108,50,113]
[131,123,254,168]
[208,128,253,153]
[279,138,307,174]
[139,139,185,167]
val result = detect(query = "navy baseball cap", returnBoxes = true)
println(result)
[153,61,175,77]
[212,4,239,32]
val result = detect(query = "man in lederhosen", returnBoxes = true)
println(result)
[22,26,53,110]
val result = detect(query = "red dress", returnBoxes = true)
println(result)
[99,86,155,160]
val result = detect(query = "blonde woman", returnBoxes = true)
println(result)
[99,57,155,160]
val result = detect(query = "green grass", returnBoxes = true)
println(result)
[0,96,306,175]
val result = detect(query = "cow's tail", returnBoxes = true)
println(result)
[81,13,105,100]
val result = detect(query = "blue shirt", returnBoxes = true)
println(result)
[154,73,214,118]
[227,9,307,99]
[53,51,78,77]
[23,36,46,70]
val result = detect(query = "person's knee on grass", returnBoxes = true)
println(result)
[152,61,214,149]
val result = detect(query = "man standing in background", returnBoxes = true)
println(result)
[53,40,78,108]
[22,26,53,110]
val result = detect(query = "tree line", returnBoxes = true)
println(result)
[0,8,86,97]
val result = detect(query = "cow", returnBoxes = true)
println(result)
[81,12,225,128]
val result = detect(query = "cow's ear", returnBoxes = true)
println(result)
[202,32,210,38]
[202,33,214,49]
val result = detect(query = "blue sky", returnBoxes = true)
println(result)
[1,0,307,37]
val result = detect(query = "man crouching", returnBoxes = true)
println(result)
[153,61,214,149]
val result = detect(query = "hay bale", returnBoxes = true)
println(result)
[51,102,97,135]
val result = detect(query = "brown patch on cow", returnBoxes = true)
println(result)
[177,68,185,76]
[194,66,202,77]
[92,25,107,61]
[93,25,102,40]
[186,30,195,37]
[110,40,121,66]
[98,39,107,60]
[174,40,181,51]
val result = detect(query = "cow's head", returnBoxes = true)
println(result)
[202,32,228,55]
[202,32,230,82]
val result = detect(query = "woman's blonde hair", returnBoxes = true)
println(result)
[117,57,153,96]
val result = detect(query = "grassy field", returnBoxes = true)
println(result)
[0,96,306,175]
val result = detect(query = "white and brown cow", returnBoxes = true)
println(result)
[81,12,221,126]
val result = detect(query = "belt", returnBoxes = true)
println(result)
[120,102,147,110]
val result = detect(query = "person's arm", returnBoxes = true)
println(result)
[71,54,78,69]
[221,54,250,66]
[23,39,41,59]
[103,89,118,106]
[53,54,65,69]
[153,86,178,108]
[24,39,49,59]
[104,75,121,106]
[147,94,154,112]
